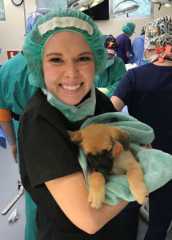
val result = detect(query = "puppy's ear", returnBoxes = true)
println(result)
[112,141,124,158]
[68,130,82,143]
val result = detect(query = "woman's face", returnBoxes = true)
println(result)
[43,31,95,105]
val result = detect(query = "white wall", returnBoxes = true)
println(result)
[154,4,172,18]
[96,17,151,39]
[0,0,25,50]
[96,4,172,39]
[0,0,36,63]
[0,0,172,63]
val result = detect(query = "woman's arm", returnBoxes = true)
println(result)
[45,171,128,234]
[19,106,128,234]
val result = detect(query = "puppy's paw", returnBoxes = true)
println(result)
[131,183,149,205]
[88,172,105,209]
[88,186,105,209]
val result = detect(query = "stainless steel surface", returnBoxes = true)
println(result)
[1,186,24,215]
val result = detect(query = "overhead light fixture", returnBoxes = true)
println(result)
[67,0,104,11]
[164,2,172,6]
[113,0,139,17]
[151,0,172,9]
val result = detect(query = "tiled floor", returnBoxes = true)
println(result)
[0,144,172,240]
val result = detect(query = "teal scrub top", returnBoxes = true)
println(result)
[0,53,37,114]
[95,56,126,97]
[0,53,38,240]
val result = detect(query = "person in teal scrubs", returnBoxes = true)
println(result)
[0,52,38,240]
[95,35,126,97]
[0,10,46,240]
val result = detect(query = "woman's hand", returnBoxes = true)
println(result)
[111,96,125,111]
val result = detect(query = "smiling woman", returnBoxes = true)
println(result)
[18,9,140,240]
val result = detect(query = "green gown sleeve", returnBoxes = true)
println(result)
[95,57,126,98]
[0,53,37,114]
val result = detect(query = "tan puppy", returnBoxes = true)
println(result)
[69,124,148,209]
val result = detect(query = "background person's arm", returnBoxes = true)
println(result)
[111,69,134,112]
[45,172,128,234]
[96,57,126,98]
[0,109,17,160]
[106,57,126,97]
[126,38,133,63]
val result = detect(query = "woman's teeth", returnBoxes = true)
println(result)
[62,84,81,90]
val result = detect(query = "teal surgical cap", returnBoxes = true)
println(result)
[23,9,107,88]
[122,22,135,36]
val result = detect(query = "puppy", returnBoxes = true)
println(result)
[69,123,148,209]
